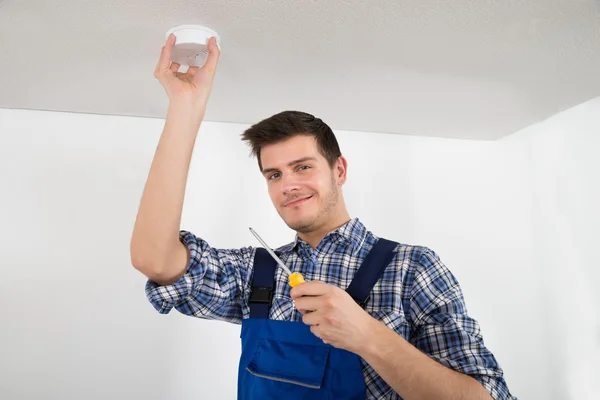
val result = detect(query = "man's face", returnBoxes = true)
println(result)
[260,135,344,233]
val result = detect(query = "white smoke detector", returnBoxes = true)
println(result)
[165,25,221,67]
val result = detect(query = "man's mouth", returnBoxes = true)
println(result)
[284,195,313,207]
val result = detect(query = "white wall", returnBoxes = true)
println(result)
[0,101,597,399]
[501,98,600,400]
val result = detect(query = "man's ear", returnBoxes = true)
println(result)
[335,156,348,185]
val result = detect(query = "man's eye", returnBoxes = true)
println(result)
[298,166,310,171]
[269,172,281,180]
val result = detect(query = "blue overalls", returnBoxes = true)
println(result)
[237,238,398,399]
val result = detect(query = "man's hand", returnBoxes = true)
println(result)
[292,281,495,400]
[154,33,221,109]
[290,281,377,354]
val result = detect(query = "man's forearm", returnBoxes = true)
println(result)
[357,319,493,400]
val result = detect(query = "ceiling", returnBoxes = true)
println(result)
[1,0,599,140]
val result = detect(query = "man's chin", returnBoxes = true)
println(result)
[284,216,317,233]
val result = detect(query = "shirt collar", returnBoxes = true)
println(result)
[292,217,367,255]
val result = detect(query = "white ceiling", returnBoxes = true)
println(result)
[1,0,599,140]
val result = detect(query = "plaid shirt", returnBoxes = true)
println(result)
[146,218,516,399]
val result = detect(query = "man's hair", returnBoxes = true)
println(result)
[240,110,342,171]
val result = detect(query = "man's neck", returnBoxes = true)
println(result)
[299,211,352,249]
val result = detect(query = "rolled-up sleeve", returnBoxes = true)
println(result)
[409,248,516,400]
[145,230,255,324]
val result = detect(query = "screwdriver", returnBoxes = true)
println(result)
[249,227,305,287]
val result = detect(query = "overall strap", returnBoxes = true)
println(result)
[345,238,398,308]
[248,248,277,319]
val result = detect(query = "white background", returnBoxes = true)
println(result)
[1,98,598,399]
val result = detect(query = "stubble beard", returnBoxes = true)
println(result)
[284,176,339,234]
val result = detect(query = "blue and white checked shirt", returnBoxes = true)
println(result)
[146,218,515,399]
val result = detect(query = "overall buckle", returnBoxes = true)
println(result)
[249,287,273,304]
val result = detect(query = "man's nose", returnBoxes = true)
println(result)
[281,174,301,194]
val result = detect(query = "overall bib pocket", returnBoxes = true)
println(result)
[245,338,331,390]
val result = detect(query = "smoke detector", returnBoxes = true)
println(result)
[165,25,221,67]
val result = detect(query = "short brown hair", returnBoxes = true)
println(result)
[241,111,342,171]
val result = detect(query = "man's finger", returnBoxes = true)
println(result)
[170,62,181,73]
[294,295,321,312]
[155,34,176,75]
[290,281,329,299]
[302,309,323,326]
[202,36,221,75]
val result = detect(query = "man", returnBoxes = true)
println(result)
[130,33,516,400]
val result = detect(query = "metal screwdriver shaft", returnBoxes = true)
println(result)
[249,227,293,276]
[249,227,305,287]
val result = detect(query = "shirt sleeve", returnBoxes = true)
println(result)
[144,230,255,324]
[408,248,517,400]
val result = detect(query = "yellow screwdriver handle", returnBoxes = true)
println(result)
[288,272,305,287]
